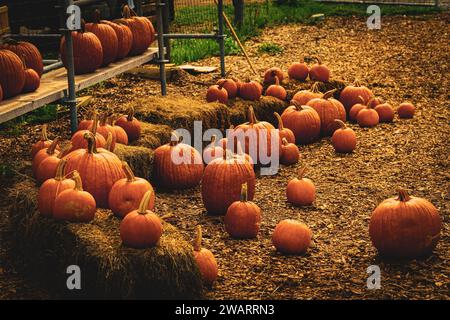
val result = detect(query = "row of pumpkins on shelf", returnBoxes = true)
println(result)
[61,6,155,75]
[0,5,155,103]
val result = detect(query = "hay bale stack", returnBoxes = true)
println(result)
[124,96,231,132]
[231,96,288,127]
[8,178,203,299]
[133,122,173,149]
[114,144,154,180]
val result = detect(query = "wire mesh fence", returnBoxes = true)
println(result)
[314,0,446,6]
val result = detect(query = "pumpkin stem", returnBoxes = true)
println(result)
[57,143,73,159]
[40,124,49,141]
[357,95,365,105]
[274,75,280,86]
[311,82,320,93]
[84,132,97,154]
[127,107,135,122]
[323,89,337,100]
[274,112,284,130]
[333,119,347,130]
[282,137,289,146]
[105,132,113,151]
[72,171,83,191]
[46,137,59,155]
[92,9,102,23]
[210,135,217,145]
[397,188,411,202]
[240,183,248,202]
[138,190,154,214]
[354,79,361,87]
[366,97,376,108]
[312,56,322,65]
[122,161,136,182]
[193,225,202,252]
[122,4,132,18]
[170,131,181,146]
[54,159,68,181]
[90,112,99,135]
[80,19,86,33]
[298,166,307,179]
[248,106,258,125]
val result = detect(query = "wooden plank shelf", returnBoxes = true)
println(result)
[0,47,158,124]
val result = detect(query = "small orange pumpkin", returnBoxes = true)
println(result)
[216,78,238,99]
[356,104,379,128]
[291,82,322,105]
[375,102,395,123]
[193,225,218,285]
[32,137,59,176]
[115,107,141,142]
[398,102,415,118]
[263,67,284,84]
[274,112,295,144]
[239,80,262,101]
[306,89,342,136]
[280,138,300,165]
[206,83,228,104]
[265,75,287,101]
[31,124,57,158]
[331,120,356,153]
[272,219,312,255]
[286,166,315,206]
[288,60,309,81]
[309,56,330,82]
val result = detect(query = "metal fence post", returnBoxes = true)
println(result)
[218,0,225,77]
[157,0,167,96]
[162,0,171,61]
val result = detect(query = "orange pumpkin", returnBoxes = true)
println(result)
[398,102,415,119]
[36,144,71,185]
[0,49,26,98]
[100,20,133,60]
[30,122,53,158]
[217,78,238,99]
[70,113,106,151]
[153,134,204,189]
[53,171,97,222]
[309,56,330,82]
[369,189,441,258]
[203,135,224,165]
[286,167,315,206]
[32,137,59,176]
[281,102,321,145]
[77,110,94,131]
[331,120,356,153]
[116,5,152,56]
[38,159,75,217]
[202,151,255,215]
[339,80,373,113]
[85,10,119,66]
[274,112,295,144]
[206,83,228,104]
[0,38,44,77]
[306,89,342,136]
[357,105,379,128]
[116,107,141,142]
[375,102,395,123]
[265,75,286,101]
[239,80,262,101]
[288,61,309,81]
[109,162,154,218]
[22,67,40,93]
[291,82,322,106]
[224,183,261,239]
[263,67,284,84]
[92,113,117,151]
[64,132,125,208]
[193,225,218,285]
[348,96,368,122]
[108,115,129,145]
[120,190,162,248]
[272,219,312,255]
[280,138,300,165]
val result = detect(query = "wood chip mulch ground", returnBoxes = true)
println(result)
[0,14,448,299]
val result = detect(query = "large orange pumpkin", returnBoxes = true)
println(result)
[86,10,119,66]
[0,49,26,98]
[0,38,43,77]
[100,20,133,60]
[202,151,255,215]
[153,134,204,189]
[339,81,373,113]
[224,183,262,239]
[70,113,106,151]
[120,190,162,248]
[369,189,441,258]
[38,159,75,217]
[272,219,312,255]
[64,133,125,208]
[116,5,153,56]
[108,162,154,218]
[288,60,309,81]
[281,102,321,145]
[231,106,281,165]
[306,89,342,136]
[193,225,218,285]
[60,22,103,75]
[239,80,262,101]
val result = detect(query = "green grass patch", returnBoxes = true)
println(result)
[258,42,284,56]
[0,104,58,136]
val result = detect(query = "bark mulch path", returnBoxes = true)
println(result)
[0,14,448,299]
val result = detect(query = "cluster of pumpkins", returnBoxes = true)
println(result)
[0,38,43,101]
[61,6,155,75]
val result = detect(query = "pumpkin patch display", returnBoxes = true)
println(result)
[286,167,315,206]
[202,151,255,215]
[309,57,330,82]
[265,76,287,101]
[369,189,441,259]
[238,80,262,101]
[339,81,373,113]
[116,107,141,142]
[206,83,228,104]
[109,162,154,218]
[281,102,321,145]
[398,102,415,118]
[153,134,203,189]
[85,10,119,66]
[120,190,162,248]
[193,225,218,285]
[64,132,126,208]
[0,39,44,77]
[53,171,97,222]
[263,67,284,84]
[280,138,300,165]
[0,49,26,98]
[306,89,342,136]
[291,82,322,105]
[224,183,262,239]
[216,78,238,99]
[272,219,312,255]
[331,120,356,153]
[288,60,309,81]
[274,112,295,144]
[38,159,75,217]
[60,22,103,75]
